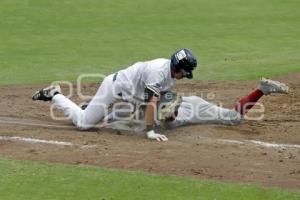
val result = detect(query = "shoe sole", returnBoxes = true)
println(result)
[260,78,289,94]
[32,85,61,101]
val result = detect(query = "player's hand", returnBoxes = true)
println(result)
[146,130,168,142]
[154,119,161,126]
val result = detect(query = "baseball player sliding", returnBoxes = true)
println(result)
[164,78,289,128]
[98,78,289,141]
[32,48,197,141]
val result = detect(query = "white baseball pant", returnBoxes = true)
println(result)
[167,96,242,128]
[52,74,117,130]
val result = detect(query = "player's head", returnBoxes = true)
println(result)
[170,48,197,79]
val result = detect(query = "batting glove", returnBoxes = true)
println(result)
[146,130,168,142]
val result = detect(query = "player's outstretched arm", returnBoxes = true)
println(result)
[145,96,168,142]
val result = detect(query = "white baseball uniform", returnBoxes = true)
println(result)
[166,96,242,128]
[52,58,176,130]
[103,95,242,132]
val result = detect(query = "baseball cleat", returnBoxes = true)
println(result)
[259,78,289,95]
[32,85,61,101]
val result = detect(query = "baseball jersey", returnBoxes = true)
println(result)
[114,58,176,104]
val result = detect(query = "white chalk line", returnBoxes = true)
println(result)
[0,116,109,130]
[0,116,299,150]
[198,136,300,150]
[0,117,74,129]
[0,136,96,149]
[1,134,299,151]
[248,140,300,149]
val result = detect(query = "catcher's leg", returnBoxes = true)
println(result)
[235,78,288,115]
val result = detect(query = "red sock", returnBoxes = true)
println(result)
[235,89,264,115]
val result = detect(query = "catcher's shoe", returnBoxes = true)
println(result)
[32,85,61,101]
[259,78,289,95]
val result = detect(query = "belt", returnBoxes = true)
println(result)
[113,72,118,82]
[112,73,122,97]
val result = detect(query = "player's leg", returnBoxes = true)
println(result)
[168,96,241,127]
[33,74,117,130]
[235,78,288,115]
[32,85,86,127]
[76,74,117,129]
[188,96,242,125]
[163,78,289,129]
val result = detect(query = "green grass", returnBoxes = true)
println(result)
[0,0,300,85]
[0,158,299,200]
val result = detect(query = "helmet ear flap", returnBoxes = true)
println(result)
[173,65,181,72]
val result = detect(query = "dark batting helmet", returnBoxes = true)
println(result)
[170,48,197,79]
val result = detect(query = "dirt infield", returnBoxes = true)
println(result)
[0,73,300,189]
